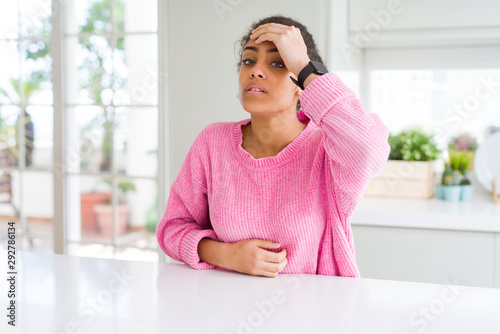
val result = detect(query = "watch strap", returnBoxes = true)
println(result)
[290,61,328,90]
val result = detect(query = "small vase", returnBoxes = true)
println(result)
[442,185,461,201]
[460,185,473,201]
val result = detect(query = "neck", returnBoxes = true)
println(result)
[245,111,307,155]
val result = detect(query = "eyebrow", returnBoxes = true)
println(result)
[242,46,279,53]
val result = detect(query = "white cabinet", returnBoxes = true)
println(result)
[350,191,500,288]
[352,225,497,288]
[348,0,500,32]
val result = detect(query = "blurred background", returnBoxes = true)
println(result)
[0,0,499,288]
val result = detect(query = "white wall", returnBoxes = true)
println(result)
[166,0,328,184]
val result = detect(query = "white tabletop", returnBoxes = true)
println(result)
[1,251,500,333]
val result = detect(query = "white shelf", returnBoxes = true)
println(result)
[352,172,500,232]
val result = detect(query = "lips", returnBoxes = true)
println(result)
[245,83,267,93]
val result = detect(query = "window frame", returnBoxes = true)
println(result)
[50,0,167,259]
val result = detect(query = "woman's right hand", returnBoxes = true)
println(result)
[226,239,287,278]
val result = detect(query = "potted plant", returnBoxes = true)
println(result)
[80,192,112,232]
[448,133,477,171]
[364,128,442,199]
[436,152,473,201]
[93,179,136,237]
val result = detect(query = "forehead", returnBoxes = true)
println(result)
[243,40,278,51]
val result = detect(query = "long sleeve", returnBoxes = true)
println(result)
[299,72,390,218]
[299,73,390,278]
[156,128,220,269]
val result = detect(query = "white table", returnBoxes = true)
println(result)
[1,251,499,334]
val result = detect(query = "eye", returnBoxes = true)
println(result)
[241,58,255,66]
[271,61,285,68]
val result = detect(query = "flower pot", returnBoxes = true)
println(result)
[460,185,473,201]
[365,160,436,199]
[93,203,130,237]
[442,185,461,201]
[435,184,444,199]
[80,193,111,232]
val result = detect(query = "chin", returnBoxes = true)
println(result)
[242,103,273,114]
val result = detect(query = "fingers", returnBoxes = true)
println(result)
[251,23,292,36]
[251,24,295,45]
[255,239,281,250]
[261,256,288,278]
[244,240,288,278]
[250,25,285,40]
[252,32,280,45]
[263,248,287,263]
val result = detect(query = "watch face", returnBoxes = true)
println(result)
[310,61,328,74]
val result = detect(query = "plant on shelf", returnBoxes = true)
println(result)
[441,163,457,186]
[388,129,442,162]
[437,152,473,201]
[448,133,478,151]
[365,128,442,199]
[93,179,136,237]
[447,132,477,171]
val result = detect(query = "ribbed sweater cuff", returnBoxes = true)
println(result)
[299,72,355,125]
[180,229,220,270]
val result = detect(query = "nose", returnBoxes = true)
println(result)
[250,61,265,79]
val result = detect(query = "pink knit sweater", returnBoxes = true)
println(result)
[157,73,390,277]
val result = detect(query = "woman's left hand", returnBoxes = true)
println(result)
[250,23,310,78]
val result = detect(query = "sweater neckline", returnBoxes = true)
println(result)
[233,110,316,169]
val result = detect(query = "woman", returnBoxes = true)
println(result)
[156,15,390,278]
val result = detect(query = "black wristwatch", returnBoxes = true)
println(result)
[290,60,328,90]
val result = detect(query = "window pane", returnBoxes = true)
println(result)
[113,34,158,106]
[19,0,51,38]
[67,175,114,242]
[0,41,20,105]
[26,106,53,169]
[68,176,156,242]
[21,39,52,105]
[117,178,157,239]
[114,107,158,177]
[0,1,19,39]
[369,69,500,149]
[67,0,112,34]
[67,36,114,105]
[69,106,112,173]
[337,70,361,98]
[23,171,53,236]
[0,106,20,168]
[116,0,158,33]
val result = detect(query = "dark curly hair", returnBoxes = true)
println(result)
[235,15,326,110]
